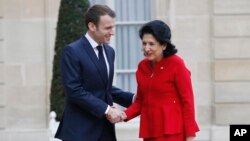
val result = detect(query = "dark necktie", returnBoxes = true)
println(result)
[97,45,108,83]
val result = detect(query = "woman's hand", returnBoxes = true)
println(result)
[186,136,195,141]
[121,111,127,120]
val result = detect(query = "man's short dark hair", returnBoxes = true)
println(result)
[85,4,116,29]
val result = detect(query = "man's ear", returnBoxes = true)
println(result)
[88,22,96,31]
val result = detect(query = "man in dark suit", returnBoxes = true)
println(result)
[55,4,134,141]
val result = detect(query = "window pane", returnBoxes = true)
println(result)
[115,24,144,70]
[115,0,152,21]
[115,0,152,92]
[89,0,105,5]
[116,73,137,93]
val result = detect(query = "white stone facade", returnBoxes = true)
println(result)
[1,0,250,141]
[0,0,60,140]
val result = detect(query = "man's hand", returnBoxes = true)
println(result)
[106,106,123,123]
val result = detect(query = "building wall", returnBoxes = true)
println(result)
[0,0,60,140]
[212,0,250,141]
[0,0,250,141]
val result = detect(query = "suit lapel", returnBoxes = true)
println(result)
[81,37,108,86]
[103,44,114,104]
[103,44,113,83]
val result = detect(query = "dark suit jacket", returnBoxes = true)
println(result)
[55,36,134,141]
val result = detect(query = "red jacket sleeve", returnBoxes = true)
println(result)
[124,86,142,121]
[175,59,199,136]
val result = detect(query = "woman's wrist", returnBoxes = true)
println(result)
[186,136,195,141]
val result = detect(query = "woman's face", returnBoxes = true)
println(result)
[141,33,166,62]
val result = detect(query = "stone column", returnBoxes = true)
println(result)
[212,0,250,141]
[0,0,60,141]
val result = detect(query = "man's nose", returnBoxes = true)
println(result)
[110,29,114,35]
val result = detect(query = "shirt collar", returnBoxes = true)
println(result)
[85,32,100,49]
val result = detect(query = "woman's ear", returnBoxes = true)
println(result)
[163,44,167,50]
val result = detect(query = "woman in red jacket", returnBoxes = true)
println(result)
[122,20,199,141]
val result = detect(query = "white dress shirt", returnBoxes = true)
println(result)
[85,32,110,114]
[85,33,110,76]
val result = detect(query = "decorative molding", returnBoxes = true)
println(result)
[168,0,176,29]
[116,21,148,25]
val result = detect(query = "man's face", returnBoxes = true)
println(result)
[91,15,115,44]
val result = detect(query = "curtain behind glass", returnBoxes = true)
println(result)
[115,0,152,92]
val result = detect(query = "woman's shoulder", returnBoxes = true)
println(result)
[136,59,151,71]
[166,55,190,71]
[138,58,149,66]
[165,54,184,64]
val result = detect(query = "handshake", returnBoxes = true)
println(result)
[106,106,127,124]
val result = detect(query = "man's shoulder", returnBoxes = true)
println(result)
[103,43,113,48]
[68,36,86,48]
[103,44,115,52]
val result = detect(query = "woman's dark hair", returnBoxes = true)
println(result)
[139,20,177,57]
[85,4,115,29]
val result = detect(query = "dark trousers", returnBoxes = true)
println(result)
[98,119,116,141]
[63,119,115,141]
